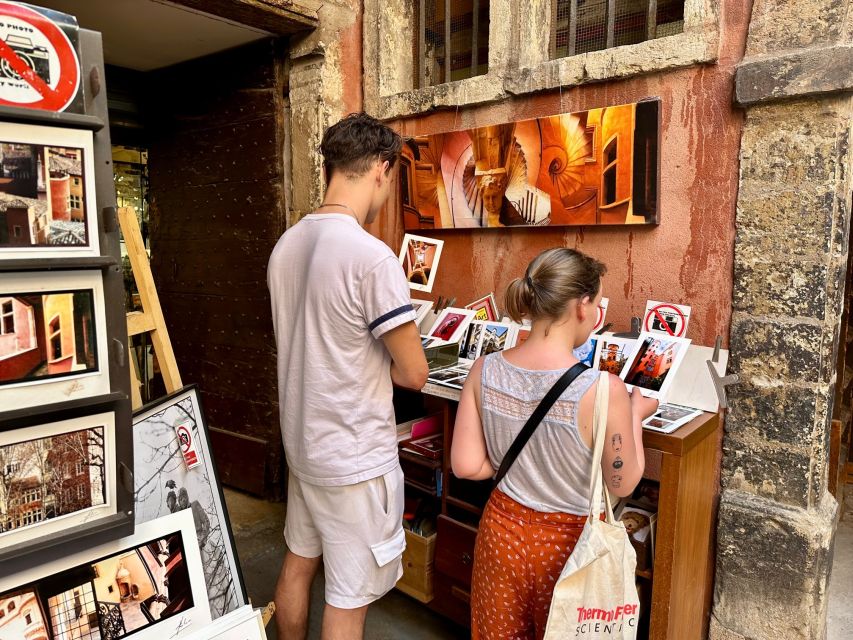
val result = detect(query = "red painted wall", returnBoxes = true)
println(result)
[362,5,750,348]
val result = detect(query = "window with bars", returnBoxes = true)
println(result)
[416,0,490,88]
[551,0,685,58]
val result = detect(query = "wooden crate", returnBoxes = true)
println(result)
[397,529,437,603]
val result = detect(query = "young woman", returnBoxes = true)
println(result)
[451,248,658,640]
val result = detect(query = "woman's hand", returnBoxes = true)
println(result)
[630,388,659,420]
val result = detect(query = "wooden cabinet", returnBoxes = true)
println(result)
[398,384,722,639]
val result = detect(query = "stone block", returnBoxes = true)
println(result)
[732,256,828,319]
[726,382,826,447]
[745,0,846,56]
[736,45,853,106]
[712,490,837,639]
[739,103,847,192]
[729,317,822,384]
[735,187,835,257]
[721,437,812,506]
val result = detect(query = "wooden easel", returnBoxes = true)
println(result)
[118,206,183,410]
[118,206,277,628]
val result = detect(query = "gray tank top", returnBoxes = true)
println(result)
[481,352,600,515]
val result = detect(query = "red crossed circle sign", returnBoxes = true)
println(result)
[0,1,80,112]
[592,305,606,332]
[176,425,192,453]
[644,303,687,337]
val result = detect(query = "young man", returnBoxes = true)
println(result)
[267,113,429,640]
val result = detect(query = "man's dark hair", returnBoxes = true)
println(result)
[320,112,402,182]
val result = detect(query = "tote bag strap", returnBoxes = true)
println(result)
[588,371,617,524]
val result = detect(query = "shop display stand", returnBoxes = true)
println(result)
[119,208,276,630]
[402,386,721,640]
[118,206,182,410]
[0,29,134,575]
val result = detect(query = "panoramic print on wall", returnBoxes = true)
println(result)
[400,99,660,229]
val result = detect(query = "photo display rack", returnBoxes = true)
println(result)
[0,28,134,575]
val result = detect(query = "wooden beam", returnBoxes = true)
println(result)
[606,0,616,49]
[445,0,452,84]
[647,0,658,40]
[471,0,479,75]
[126,311,156,337]
[568,0,578,56]
[167,0,317,36]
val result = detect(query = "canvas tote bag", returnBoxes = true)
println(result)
[542,371,640,640]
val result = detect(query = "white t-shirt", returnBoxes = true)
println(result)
[267,213,417,486]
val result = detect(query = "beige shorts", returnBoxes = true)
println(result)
[284,465,406,609]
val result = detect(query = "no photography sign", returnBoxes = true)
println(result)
[643,300,691,337]
[0,1,82,112]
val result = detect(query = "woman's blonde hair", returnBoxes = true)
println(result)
[504,248,606,323]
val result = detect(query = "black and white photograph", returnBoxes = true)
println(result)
[0,412,116,554]
[0,123,98,260]
[458,321,484,361]
[0,270,110,411]
[133,386,247,619]
[0,511,211,640]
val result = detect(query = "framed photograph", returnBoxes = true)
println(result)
[400,99,660,229]
[428,307,475,344]
[0,270,110,411]
[0,510,211,640]
[621,333,691,401]
[0,123,99,260]
[133,386,248,619]
[179,605,265,640]
[0,411,117,555]
[465,293,499,322]
[513,325,531,347]
[398,233,443,293]
[593,334,637,374]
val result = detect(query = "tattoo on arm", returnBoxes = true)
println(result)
[612,474,622,488]
[612,434,622,452]
[613,456,623,469]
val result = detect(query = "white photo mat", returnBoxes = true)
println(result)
[427,307,476,344]
[410,298,434,326]
[619,332,691,401]
[133,386,247,619]
[398,233,444,293]
[0,270,110,410]
[0,510,212,640]
[0,411,117,553]
[0,122,99,260]
[179,605,266,640]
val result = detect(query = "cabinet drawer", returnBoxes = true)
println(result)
[435,514,478,587]
[430,571,472,628]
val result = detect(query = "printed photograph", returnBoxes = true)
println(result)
[398,234,444,293]
[428,308,473,343]
[400,100,659,229]
[657,404,697,422]
[0,289,97,387]
[0,143,90,250]
[90,533,194,638]
[458,321,484,360]
[573,337,598,367]
[0,427,105,537]
[623,334,690,394]
[645,417,671,430]
[617,503,654,544]
[411,299,434,326]
[594,335,635,374]
[133,387,246,619]
[514,327,531,346]
[479,323,512,356]
[0,589,50,640]
[465,294,498,322]
[428,367,465,383]
[46,581,102,640]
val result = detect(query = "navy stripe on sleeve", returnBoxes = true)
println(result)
[368,304,415,332]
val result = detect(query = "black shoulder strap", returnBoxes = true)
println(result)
[493,362,591,487]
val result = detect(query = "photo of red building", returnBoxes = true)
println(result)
[624,336,679,392]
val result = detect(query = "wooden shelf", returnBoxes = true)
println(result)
[0,256,118,272]
[636,568,653,580]
[445,495,484,515]
[405,478,439,496]
[0,104,104,130]
[400,449,442,470]
[641,410,720,456]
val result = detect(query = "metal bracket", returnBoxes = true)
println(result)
[613,316,642,339]
[102,206,118,233]
[707,359,739,409]
[595,322,613,335]
[119,462,134,494]
[112,337,126,367]
[89,65,101,98]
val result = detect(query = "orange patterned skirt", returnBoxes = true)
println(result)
[471,489,589,640]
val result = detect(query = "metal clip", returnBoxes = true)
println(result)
[707,360,739,409]
[613,316,642,339]
[119,462,134,494]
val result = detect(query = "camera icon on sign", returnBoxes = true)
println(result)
[0,35,51,84]
[651,312,679,334]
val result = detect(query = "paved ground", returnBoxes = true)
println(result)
[828,490,853,639]
[223,488,468,639]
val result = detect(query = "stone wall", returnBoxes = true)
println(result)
[711,0,853,637]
